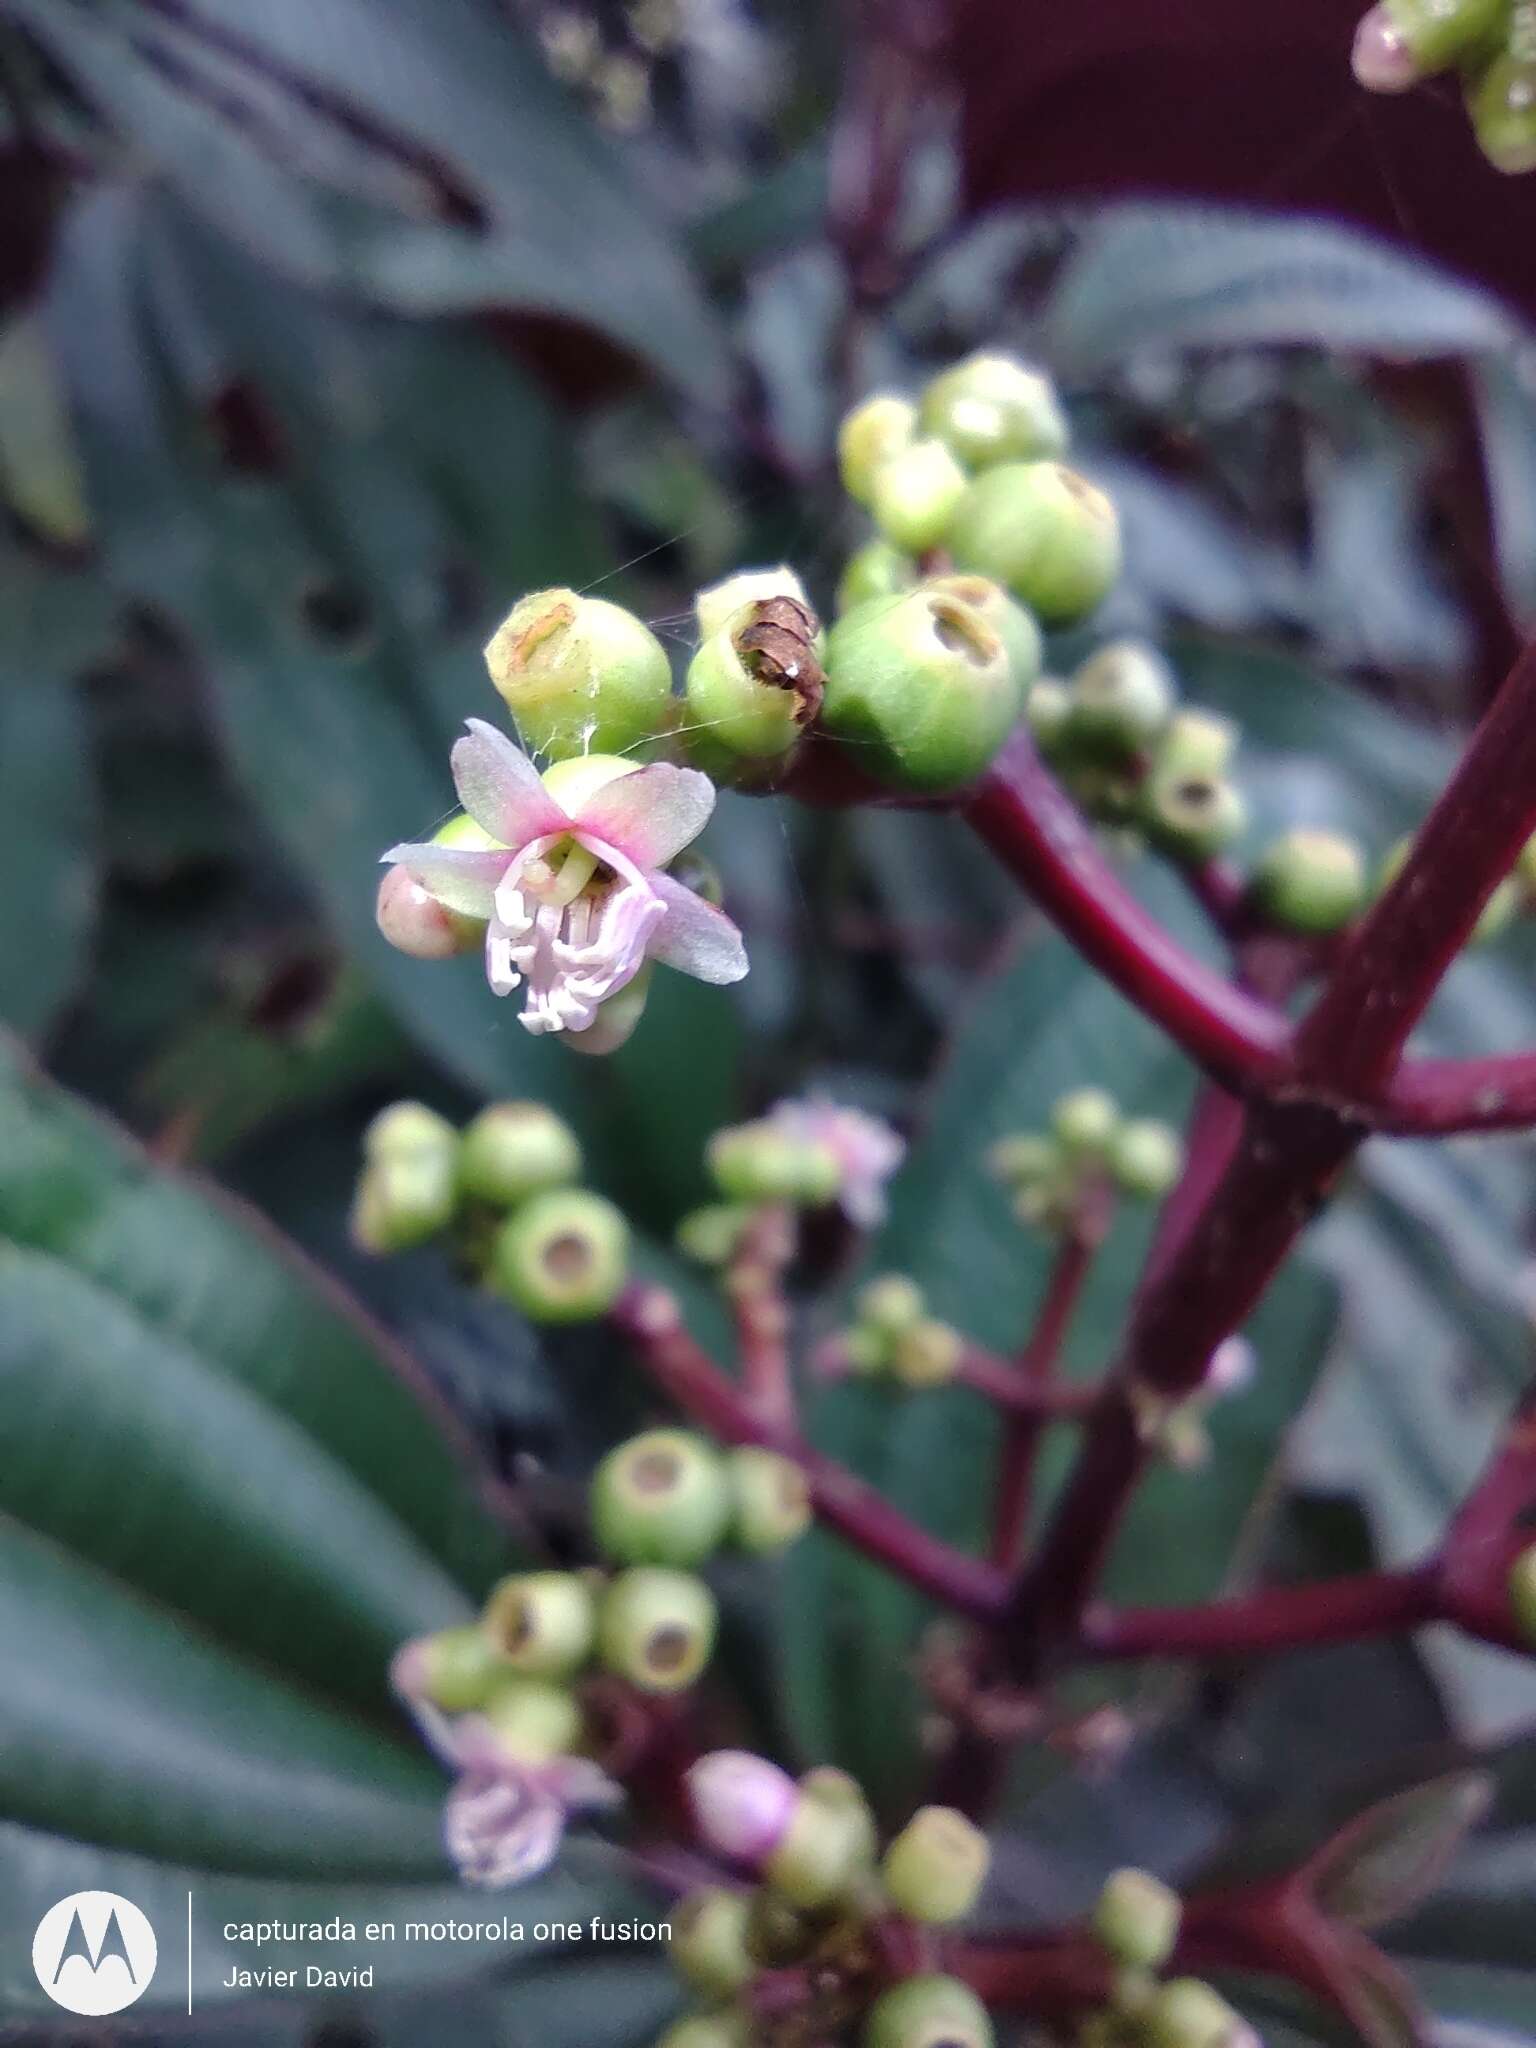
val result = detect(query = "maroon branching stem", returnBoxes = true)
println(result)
[726,1205,797,1430]
[1079,1563,1441,1660]
[612,1284,1006,1619]
[966,734,1291,1097]
[989,1221,1104,1570]
[1385,1050,1536,1135]
[956,1345,1099,1421]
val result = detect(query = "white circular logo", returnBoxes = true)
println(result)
[32,1891,157,2016]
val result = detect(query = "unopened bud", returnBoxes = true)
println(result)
[1145,1978,1249,2048]
[1026,675,1073,753]
[352,1102,459,1252]
[1108,1120,1183,1200]
[891,1318,963,1390]
[481,1675,585,1765]
[1352,4,1425,88]
[1092,1867,1182,1970]
[870,437,970,554]
[487,1188,629,1322]
[948,462,1121,625]
[727,1448,812,1554]
[839,394,919,506]
[1052,1087,1120,1157]
[668,1886,755,2001]
[686,596,824,760]
[599,1567,718,1693]
[376,862,483,958]
[838,539,917,614]
[924,573,1045,690]
[393,1624,508,1712]
[591,1428,733,1568]
[1141,772,1247,862]
[707,1121,842,1207]
[686,1749,800,1865]
[1068,642,1176,760]
[1383,0,1506,72]
[863,1973,995,2048]
[858,1272,927,1339]
[484,589,674,762]
[1158,710,1239,782]
[764,1787,871,1909]
[1253,829,1367,935]
[799,1767,879,1870]
[881,1806,991,1925]
[482,1571,595,1679]
[676,1202,753,1266]
[1470,45,1536,173]
[921,352,1069,469]
[988,1133,1057,1186]
[458,1101,582,1207]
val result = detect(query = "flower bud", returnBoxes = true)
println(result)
[484,589,674,762]
[822,588,1023,793]
[857,1273,926,1340]
[838,539,917,614]
[487,1189,630,1322]
[921,352,1069,469]
[365,1100,458,1166]
[1508,1542,1536,1646]
[352,1103,459,1253]
[764,1788,871,1909]
[686,1750,800,1865]
[393,1624,509,1712]
[1026,675,1073,754]
[676,1202,753,1266]
[1108,1120,1184,1200]
[839,394,919,506]
[1052,1087,1120,1157]
[1145,1978,1248,2048]
[727,1448,812,1554]
[1253,829,1367,935]
[988,1133,1057,1185]
[799,1767,879,1870]
[591,1429,733,1568]
[948,462,1121,625]
[1141,772,1247,862]
[695,565,814,645]
[1471,875,1522,946]
[1068,642,1176,761]
[482,1571,596,1679]
[843,1324,894,1379]
[1468,47,1536,174]
[668,1886,755,2001]
[891,1318,963,1390]
[458,1101,582,1207]
[1352,4,1425,88]
[685,597,825,760]
[863,1974,995,2048]
[707,1121,842,1207]
[1092,1868,1182,1970]
[656,2014,750,2048]
[481,1674,585,1764]
[599,1567,718,1693]
[870,438,970,554]
[1384,0,1505,72]
[881,1806,991,1925]
[924,573,1045,690]
[1158,709,1239,782]
[376,862,482,959]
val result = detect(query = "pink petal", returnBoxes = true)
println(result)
[451,719,568,846]
[576,762,716,870]
[383,842,508,919]
[648,874,749,985]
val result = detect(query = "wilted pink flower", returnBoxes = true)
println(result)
[384,722,747,1048]
[685,1749,800,1866]
[766,1097,904,1227]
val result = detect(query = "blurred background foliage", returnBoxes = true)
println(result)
[3,0,1536,2042]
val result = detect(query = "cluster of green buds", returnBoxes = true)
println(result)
[659,1754,995,2046]
[824,1274,965,1390]
[1353,0,1536,174]
[990,1089,1184,1234]
[1030,644,1247,863]
[679,1098,906,1262]
[593,1429,811,1570]
[349,1098,630,1323]
[1081,1869,1254,2048]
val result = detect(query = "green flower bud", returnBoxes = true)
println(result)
[1386,0,1506,71]
[948,462,1121,625]
[685,596,824,760]
[1156,710,1239,782]
[870,438,971,554]
[1026,675,1073,754]
[764,1789,870,1909]
[488,1189,630,1322]
[1145,1978,1248,2048]
[921,352,1069,469]
[924,573,1045,689]
[988,1133,1058,1185]
[838,539,917,614]
[839,394,919,506]
[857,1272,927,1340]
[727,1447,812,1554]
[458,1101,582,1207]
[398,1624,510,1712]
[882,1806,991,1925]
[1068,642,1176,761]
[656,2013,750,2048]
[676,1203,753,1266]
[863,1974,995,2048]
[694,565,814,645]
[592,1428,733,1568]
[843,1324,894,1378]
[707,1121,842,1206]
[364,1100,458,1166]
[1052,1087,1120,1156]
[481,1674,585,1764]
[822,589,1022,793]
[1108,1120,1184,1200]
[352,1103,459,1253]
[1092,1868,1182,1970]
[799,1767,879,1870]
[482,1571,596,1679]
[1140,772,1248,862]
[376,862,483,959]
[891,1317,963,1390]
[1508,1542,1536,1646]
[1253,828,1367,935]
[484,589,674,762]
[598,1566,718,1693]
[669,1887,755,2001]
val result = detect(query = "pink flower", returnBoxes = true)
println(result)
[442,1715,621,1889]
[685,1749,799,1866]
[766,1097,904,1227]
[384,723,747,1046]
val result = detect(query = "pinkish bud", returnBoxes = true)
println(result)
[1352,6,1423,91]
[1205,1336,1255,1398]
[376,862,482,959]
[686,1749,799,1866]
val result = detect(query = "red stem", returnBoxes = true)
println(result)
[1079,1563,1441,1660]
[1385,1051,1536,1135]
[955,1347,1099,1419]
[989,1227,1100,1570]
[727,1206,797,1430]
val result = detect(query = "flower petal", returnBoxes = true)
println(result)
[576,761,716,870]
[383,843,507,919]
[451,718,568,845]
[647,874,749,985]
